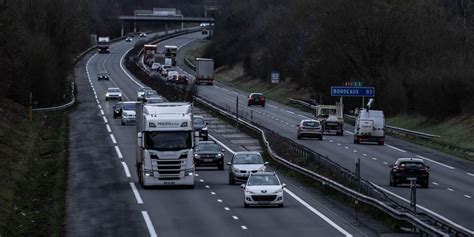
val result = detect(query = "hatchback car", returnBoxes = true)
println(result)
[105,88,122,101]
[228,152,267,185]
[143,90,158,102]
[137,87,153,101]
[97,72,110,81]
[248,93,265,107]
[296,119,323,140]
[241,172,285,208]
[389,158,430,188]
[194,141,225,170]
[119,102,137,125]
[193,116,208,140]
[151,63,161,70]
[167,71,179,83]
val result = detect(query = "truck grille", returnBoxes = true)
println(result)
[156,160,182,175]
[251,195,277,202]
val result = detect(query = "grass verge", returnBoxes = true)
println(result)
[0,97,68,236]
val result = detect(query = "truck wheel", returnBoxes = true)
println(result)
[378,140,385,145]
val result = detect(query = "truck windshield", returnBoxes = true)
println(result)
[144,131,192,151]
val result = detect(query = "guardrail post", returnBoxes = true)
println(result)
[235,96,239,130]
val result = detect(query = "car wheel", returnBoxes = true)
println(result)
[119,98,122,101]
[113,113,117,118]
[247,103,251,106]
[105,98,108,101]
[354,137,360,144]
[121,120,125,125]
[262,104,265,107]
[390,176,397,187]
[297,134,301,140]
[278,203,284,208]
[218,163,224,171]
[422,180,429,188]
[318,136,323,140]
[187,184,195,189]
[244,202,249,208]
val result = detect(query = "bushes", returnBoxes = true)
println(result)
[207,0,474,118]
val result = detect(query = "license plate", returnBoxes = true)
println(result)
[257,201,270,205]
[164,181,175,185]
[204,159,213,162]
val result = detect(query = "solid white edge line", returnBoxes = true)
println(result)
[130,182,144,204]
[468,173,474,177]
[120,47,144,88]
[121,162,131,177]
[106,124,112,133]
[345,130,354,135]
[114,145,123,159]
[384,144,407,153]
[285,189,352,237]
[210,134,352,236]
[141,211,158,237]
[371,182,474,234]
[110,134,117,144]
[416,155,455,170]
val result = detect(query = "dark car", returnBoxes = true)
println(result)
[97,72,110,81]
[248,93,265,107]
[193,116,208,141]
[143,90,158,102]
[112,101,137,119]
[194,141,225,170]
[125,37,133,42]
[389,158,430,188]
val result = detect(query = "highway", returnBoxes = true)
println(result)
[172,33,474,231]
[66,31,381,236]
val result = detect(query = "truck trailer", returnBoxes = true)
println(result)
[136,102,195,188]
[195,58,214,85]
[164,45,177,66]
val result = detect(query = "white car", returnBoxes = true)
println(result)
[167,71,179,83]
[136,87,153,101]
[241,172,285,208]
[120,101,137,125]
[227,151,267,184]
[105,87,122,101]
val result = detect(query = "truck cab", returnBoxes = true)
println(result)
[315,103,344,136]
[136,103,195,188]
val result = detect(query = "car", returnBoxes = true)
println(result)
[248,93,265,107]
[241,172,285,208]
[143,90,158,102]
[176,74,189,85]
[296,119,323,140]
[227,151,268,185]
[202,30,208,35]
[194,141,225,170]
[105,87,122,101]
[161,68,169,77]
[139,32,147,37]
[119,101,137,125]
[389,158,430,188]
[136,87,153,101]
[97,71,110,81]
[167,71,179,83]
[125,37,133,42]
[151,63,161,70]
[193,116,208,140]
[144,95,165,104]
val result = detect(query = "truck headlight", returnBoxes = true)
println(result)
[144,170,154,177]
[185,169,194,176]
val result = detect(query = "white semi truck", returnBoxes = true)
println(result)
[98,36,110,53]
[353,99,385,145]
[195,58,214,85]
[136,102,195,188]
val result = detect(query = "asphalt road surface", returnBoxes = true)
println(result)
[66,31,381,236]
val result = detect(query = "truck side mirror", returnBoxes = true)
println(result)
[137,132,143,147]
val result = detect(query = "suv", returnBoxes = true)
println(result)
[296,119,323,140]
[389,158,430,188]
[227,152,267,185]
[193,116,208,140]
[248,93,265,107]
[97,72,110,81]
[241,172,285,208]
[194,141,225,170]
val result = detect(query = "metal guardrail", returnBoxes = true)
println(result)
[193,96,456,237]
[289,98,441,140]
[184,57,196,70]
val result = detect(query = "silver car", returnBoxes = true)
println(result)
[228,152,267,185]
[105,87,122,101]
[296,119,323,140]
[137,87,153,101]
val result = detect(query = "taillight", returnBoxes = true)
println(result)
[261,97,265,100]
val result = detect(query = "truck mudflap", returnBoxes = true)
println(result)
[353,135,385,145]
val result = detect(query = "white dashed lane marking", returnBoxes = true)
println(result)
[211,192,216,195]
[141,211,157,237]
[447,188,455,192]
[110,134,117,144]
[102,116,108,123]
[465,195,472,199]
[217,199,223,203]
[432,182,439,186]
[114,145,123,159]
[224,207,230,211]
[232,216,239,220]
[106,124,112,133]
[241,226,248,230]
[130,182,143,204]
[121,162,131,177]
[372,157,377,161]
[205,185,210,189]
[468,173,474,177]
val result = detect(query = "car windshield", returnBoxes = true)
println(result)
[140,87,152,92]
[108,88,120,92]
[98,72,108,76]
[248,175,280,186]
[144,131,192,151]
[303,121,319,127]
[122,103,136,110]
[251,94,262,98]
[195,143,219,152]
[193,118,205,125]
[147,97,164,103]
[233,154,263,164]
[145,91,157,96]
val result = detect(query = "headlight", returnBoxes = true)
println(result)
[233,167,240,173]
[258,166,266,172]
[194,154,200,158]
[105,93,110,97]
[245,189,256,194]
[216,153,222,158]
[118,93,122,97]
[185,168,194,176]
[144,170,154,177]
[272,188,284,194]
